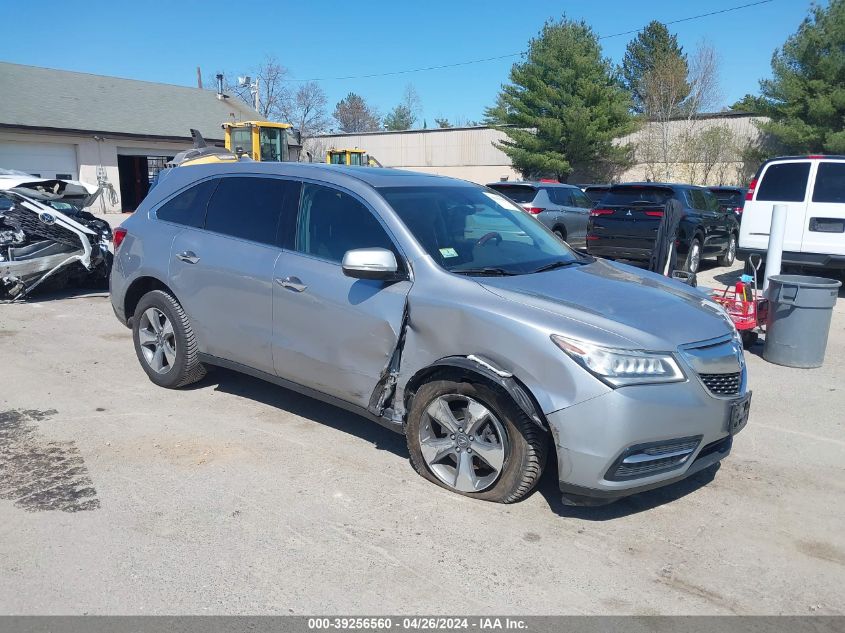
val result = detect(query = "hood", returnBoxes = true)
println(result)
[477,259,733,350]
[0,174,100,209]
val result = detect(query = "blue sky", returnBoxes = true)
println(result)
[0,0,817,129]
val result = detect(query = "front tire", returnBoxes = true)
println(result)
[406,378,547,503]
[132,290,206,388]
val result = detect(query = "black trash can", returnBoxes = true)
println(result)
[763,274,842,368]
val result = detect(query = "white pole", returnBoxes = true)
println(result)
[763,203,788,295]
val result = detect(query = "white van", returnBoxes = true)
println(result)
[739,156,845,272]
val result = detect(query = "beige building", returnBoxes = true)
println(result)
[310,112,765,186]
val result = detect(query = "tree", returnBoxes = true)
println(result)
[434,117,452,128]
[213,55,291,121]
[753,0,845,153]
[280,81,331,141]
[639,42,722,181]
[333,93,381,133]
[622,21,689,114]
[383,84,422,130]
[485,18,635,182]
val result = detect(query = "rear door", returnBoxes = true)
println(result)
[551,187,591,249]
[169,175,300,375]
[740,160,811,252]
[271,182,411,408]
[802,160,845,256]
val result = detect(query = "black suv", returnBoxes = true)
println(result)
[586,183,740,273]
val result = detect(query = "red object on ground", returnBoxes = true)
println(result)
[710,281,765,331]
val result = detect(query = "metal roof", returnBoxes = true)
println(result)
[0,62,260,141]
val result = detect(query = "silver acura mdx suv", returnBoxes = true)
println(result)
[110,162,750,505]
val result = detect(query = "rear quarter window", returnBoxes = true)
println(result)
[757,162,811,202]
[487,185,537,204]
[812,162,845,203]
[155,179,217,228]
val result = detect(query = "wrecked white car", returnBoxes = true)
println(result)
[0,171,112,299]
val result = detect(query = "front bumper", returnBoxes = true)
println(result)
[546,373,745,503]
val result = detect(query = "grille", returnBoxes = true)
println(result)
[699,372,741,396]
[1,206,82,248]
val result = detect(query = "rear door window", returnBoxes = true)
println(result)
[487,184,537,204]
[757,162,811,202]
[549,188,572,206]
[156,179,217,228]
[812,162,845,203]
[204,176,300,246]
[571,189,594,208]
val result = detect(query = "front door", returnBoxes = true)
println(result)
[272,182,411,408]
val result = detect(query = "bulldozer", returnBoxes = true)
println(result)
[326,148,381,167]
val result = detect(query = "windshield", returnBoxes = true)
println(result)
[486,184,537,204]
[603,187,673,206]
[378,185,585,275]
[259,127,288,162]
[710,189,745,206]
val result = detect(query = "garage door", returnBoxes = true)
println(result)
[0,141,78,180]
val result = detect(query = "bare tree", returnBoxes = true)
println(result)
[212,55,292,121]
[640,41,721,181]
[281,81,331,141]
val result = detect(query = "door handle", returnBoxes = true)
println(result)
[176,251,200,264]
[275,276,307,292]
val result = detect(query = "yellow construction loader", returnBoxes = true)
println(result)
[326,148,381,167]
[223,121,303,162]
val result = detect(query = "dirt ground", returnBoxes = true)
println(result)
[0,254,843,615]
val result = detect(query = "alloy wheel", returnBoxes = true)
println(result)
[418,394,509,493]
[138,307,176,374]
[689,241,701,273]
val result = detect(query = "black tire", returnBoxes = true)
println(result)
[553,227,567,242]
[132,289,206,388]
[406,377,547,503]
[717,233,737,267]
[741,330,759,349]
[684,237,703,273]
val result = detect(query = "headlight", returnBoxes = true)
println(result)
[551,335,685,387]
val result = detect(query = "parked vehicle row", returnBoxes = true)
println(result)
[490,179,743,274]
[111,163,748,507]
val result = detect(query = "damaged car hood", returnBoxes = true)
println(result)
[0,173,100,209]
[476,258,733,350]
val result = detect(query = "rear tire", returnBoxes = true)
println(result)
[553,227,567,242]
[684,237,702,274]
[406,377,547,503]
[132,290,206,389]
[717,234,737,267]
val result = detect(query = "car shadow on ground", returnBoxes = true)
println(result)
[3,286,109,304]
[196,367,409,458]
[536,452,719,520]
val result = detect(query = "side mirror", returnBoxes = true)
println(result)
[342,248,399,280]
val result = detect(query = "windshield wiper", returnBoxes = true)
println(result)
[531,260,586,273]
[452,267,518,277]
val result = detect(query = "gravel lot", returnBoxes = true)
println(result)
[1,249,843,615]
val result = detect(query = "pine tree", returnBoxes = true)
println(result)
[486,18,635,181]
[621,21,689,114]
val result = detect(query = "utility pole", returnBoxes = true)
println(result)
[196,66,203,89]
